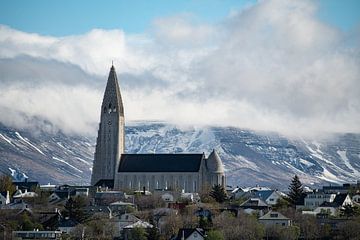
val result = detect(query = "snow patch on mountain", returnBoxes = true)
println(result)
[15,131,45,155]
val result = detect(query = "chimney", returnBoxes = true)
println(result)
[6,190,10,204]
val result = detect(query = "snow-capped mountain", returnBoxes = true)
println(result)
[0,121,359,189]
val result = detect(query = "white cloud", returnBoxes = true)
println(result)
[0,0,359,137]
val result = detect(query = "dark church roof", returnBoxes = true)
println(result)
[118,154,204,172]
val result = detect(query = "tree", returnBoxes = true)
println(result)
[162,212,182,240]
[265,225,300,240]
[340,204,360,219]
[127,227,148,240]
[213,211,264,240]
[336,219,360,240]
[294,214,319,239]
[63,196,88,223]
[205,230,224,240]
[0,175,16,196]
[287,175,304,206]
[209,184,227,203]
[148,214,160,240]
[273,197,291,211]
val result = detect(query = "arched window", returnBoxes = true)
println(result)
[103,107,107,113]
[108,103,112,113]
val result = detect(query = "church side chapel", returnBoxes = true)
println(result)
[91,65,225,192]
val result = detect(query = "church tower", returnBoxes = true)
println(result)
[91,65,125,186]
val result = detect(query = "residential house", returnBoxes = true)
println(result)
[48,190,74,205]
[247,190,282,206]
[94,190,125,205]
[171,228,205,240]
[258,211,291,227]
[13,189,38,199]
[13,181,39,192]
[115,213,153,240]
[238,198,269,215]
[161,193,174,202]
[323,183,352,194]
[109,201,136,216]
[231,187,246,200]
[12,230,62,239]
[180,192,200,203]
[352,194,360,203]
[57,217,79,234]
[40,183,57,192]
[303,190,337,210]
[317,193,353,213]
[84,205,112,219]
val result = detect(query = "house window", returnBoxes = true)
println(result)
[269,198,274,201]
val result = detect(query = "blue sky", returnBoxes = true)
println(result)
[1,0,359,36]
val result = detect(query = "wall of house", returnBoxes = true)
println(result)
[259,219,291,227]
[304,193,336,209]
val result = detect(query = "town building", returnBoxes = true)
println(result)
[91,65,225,192]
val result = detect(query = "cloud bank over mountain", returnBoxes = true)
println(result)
[0,0,359,137]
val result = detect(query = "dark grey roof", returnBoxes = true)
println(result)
[173,228,205,240]
[320,194,349,208]
[13,181,39,190]
[0,191,8,197]
[94,179,114,188]
[118,154,204,172]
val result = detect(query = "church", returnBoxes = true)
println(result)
[91,65,225,192]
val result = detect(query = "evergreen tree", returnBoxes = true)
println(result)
[340,204,360,218]
[147,214,160,240]
[63,196,88,223]
[209,184,228,203]
[287,175,304,206]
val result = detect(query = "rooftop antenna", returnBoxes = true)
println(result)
[112,60,113,67]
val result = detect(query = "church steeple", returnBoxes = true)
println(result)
[91,65,125,186]
[101,65,124,117]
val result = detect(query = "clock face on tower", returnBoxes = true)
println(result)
[108,120,112,125]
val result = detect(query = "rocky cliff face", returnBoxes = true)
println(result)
[0,122,359,189]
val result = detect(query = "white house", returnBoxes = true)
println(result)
[13,189,38,199]
[258,211,291,227]
[303,191,337,210]
[161,193,174,202]
[250,190,283,206]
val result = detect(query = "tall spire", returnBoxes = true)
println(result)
[91,64,125,186]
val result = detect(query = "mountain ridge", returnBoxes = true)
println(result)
[0,121,359,190]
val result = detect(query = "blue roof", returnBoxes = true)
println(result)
[251,190,275,201]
